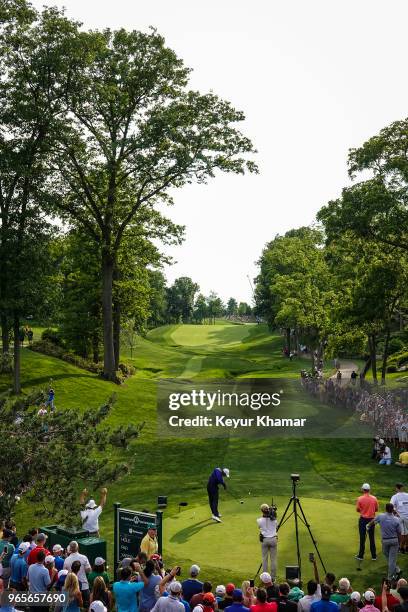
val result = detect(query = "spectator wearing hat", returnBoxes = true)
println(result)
[359,591,378,612]
[44,555,58,588]
[151,581,185,612]
[219,584,235,610]
[80,488,107,536]
[355,483,378,561]
[331,578,351,605]
[63,541,92,608]
[190,583,213,609]
[88,557,110,589]
[225,589,250,612]
[9,542,29,591]
[340,592,361,612]
[310,585,339,612]
[367,504,401,579]
[259,574,278,603]
[250,588,277,612]
[52,545,65,571]
[113,565,147,612]
[140,526,158,558]
[192,592,216,612]
[182,565,203,603]
[90,600,108,612]
[0,529,16,586]
[27,533,50,566]
[216,586,226,604]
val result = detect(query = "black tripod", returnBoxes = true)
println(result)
[255,477,326,580]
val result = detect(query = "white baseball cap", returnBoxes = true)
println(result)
[190,564,200,576]
[90,601,107,612]
[260,572,272,583]
[169,581,182,594]
[362,483,370,490]
[216,586,226,596]
[18,542,30,553]
[223,468,230,478]
[350,592,361,602]
[364,591,375,601]
[86,499,98,509]
[53,544,63,553]
[45,555,54,564]
[95,557,105,565]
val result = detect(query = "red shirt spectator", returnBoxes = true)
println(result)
[27,534,50,566]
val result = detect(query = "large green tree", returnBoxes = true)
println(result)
[17,21,257,380]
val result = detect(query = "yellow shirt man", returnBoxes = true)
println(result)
[398,452,408,465]
[140,527,158,558]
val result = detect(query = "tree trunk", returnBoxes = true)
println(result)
[360,356,371,380]
[113,298,120,372]
[286,328,291,352]
[381,328,391,385]
[1,315,9,353]
[369,334,378,384]
[101,250,116,380]
[13,314,21,394]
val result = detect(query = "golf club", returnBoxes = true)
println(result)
[226,488,244,505]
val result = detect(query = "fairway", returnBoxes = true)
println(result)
[1,321,406,591]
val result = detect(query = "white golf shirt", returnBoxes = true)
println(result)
[63,552,91,589]
[257,516,277,538]
[80,506,102,532]
[391,491,408,518]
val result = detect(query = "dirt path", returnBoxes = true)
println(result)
[330,359,359,385]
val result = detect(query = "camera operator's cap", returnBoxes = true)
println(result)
[86,499,98,509]
[203,593,216,604]
[95,557,105,565]
[260,504,270,512]
[169,581,182,594]
[260,572,272,584]
[226,584,235,595]
[362,483,370,491]
[223,468,230,478]
[216,585,226,596]
[190,564,200,576]
[350,592,361,603]
[18,542,30,553]
[90,601,107,612]
[364,591,375,602]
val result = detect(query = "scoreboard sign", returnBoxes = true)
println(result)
[114,503,163,568]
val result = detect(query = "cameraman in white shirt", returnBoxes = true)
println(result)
[257,503,278,579]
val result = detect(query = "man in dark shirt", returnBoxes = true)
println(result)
[395,586,408,612]
[207,467,230,522]
[277,583,298,612]
[182,565,203,603]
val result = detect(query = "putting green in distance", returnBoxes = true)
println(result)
[170,323,252,349]
[163,495,391,590]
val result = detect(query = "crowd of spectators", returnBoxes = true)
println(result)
[1,523,408,612]
[301,376,408,449]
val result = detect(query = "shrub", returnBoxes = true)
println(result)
[387,365,398,373]
[29,341,133,383]
[41,328,65,348]
[388,337,406,355]
[388,349,408,369]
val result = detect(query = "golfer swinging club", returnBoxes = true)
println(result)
[207,467,230,522]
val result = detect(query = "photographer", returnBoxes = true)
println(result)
[257,504,278,579]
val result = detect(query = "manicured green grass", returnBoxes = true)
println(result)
[1,322,406,591]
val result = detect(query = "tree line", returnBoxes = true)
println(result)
[0,0,257,391]
[254,119,408,384]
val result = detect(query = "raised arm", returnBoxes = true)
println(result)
[99,488,107,508]
[79,488,88,506]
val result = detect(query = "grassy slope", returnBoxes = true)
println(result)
[1,322,406,590]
